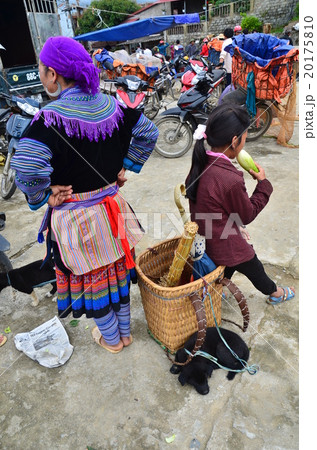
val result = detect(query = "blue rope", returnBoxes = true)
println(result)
[33,279,56,288]
[185,348,258,374]
[186,289,259,375]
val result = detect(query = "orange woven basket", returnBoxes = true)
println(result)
[232,47,299,103]
[135,237,224,353]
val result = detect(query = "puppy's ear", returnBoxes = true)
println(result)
[176,348,187,364]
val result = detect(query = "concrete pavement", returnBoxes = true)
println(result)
[0,98,299,449]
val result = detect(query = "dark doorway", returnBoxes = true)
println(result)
[0,0,36,68]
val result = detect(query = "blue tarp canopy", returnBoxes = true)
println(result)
[226,33,294,67]
[74,14,200,42]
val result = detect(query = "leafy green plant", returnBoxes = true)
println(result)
[214,0,232,6]
[76,0,140,36]
[240,13,263,32]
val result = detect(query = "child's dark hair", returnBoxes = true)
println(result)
[224,28,234,39]
[185,104,250,202]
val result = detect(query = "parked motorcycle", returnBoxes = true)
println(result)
[113,64,179,121]
[154,67,227,158]
[143,61,179,120]
[0,212,12,272]
[179,58,206,92]
[113,75,149,111]
[1,94,40,200]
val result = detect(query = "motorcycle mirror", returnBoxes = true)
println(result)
[201,57,209,67]
[207,64,215,73]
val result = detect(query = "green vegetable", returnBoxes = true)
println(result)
[237,149,259,173]
[165,434,176,443]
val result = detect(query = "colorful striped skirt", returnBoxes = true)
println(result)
[56,252,137,319]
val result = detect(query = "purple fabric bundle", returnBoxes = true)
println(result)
[40,36,100,95]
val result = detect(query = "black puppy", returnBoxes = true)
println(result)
[0,259,57,306]
[170,327,249,395]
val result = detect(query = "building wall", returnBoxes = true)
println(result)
[252,0,297,27]
[208,0,298,36]
[128,0,299,48]
[129,3,172,20]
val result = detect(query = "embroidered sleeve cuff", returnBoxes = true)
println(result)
[28,189,52,211]
[123,157,142,174]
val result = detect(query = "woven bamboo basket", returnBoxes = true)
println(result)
[135,236,225,353]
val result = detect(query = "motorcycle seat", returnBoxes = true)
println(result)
[211,69,226,83]
[221,87,247,105]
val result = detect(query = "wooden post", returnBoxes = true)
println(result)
[230,2,234,17]
[263,23,272,34]
[184,24,188,44]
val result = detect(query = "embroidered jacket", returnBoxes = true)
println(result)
[11,86,159,207]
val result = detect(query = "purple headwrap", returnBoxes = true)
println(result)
[40,36,100,95]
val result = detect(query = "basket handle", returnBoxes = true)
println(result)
[218,277,250,332]
[167,291,207,366]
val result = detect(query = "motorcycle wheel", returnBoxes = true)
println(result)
[171,79,183,99]
[1,153,17,200]
[0,251,12,272]
[154,116,193,158]
[207,82,225,109]
[144,95,160,120]
[246,101,273,141]
[0,136,8,154]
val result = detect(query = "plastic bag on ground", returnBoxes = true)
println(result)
[14,316,73,368]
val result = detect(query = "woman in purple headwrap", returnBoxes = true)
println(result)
[11,36,159,353]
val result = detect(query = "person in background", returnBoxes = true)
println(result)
[143,47,152,57]
[207,33,224,66]
[185,39,198,57]
[200,38,209,57]
[158,40,169,57]
[185,104,295,306]
[218,28,234,87]
[136,44,143,55]
[170,44,175,59]
[243,28,249,35]
[280,29,293,45]
[174,39,184,57]
[234,25,242,36]
[11,36,159,354]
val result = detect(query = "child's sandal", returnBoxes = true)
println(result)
[266,287,295,305]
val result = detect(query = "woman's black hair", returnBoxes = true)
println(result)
[185,104,250,202]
